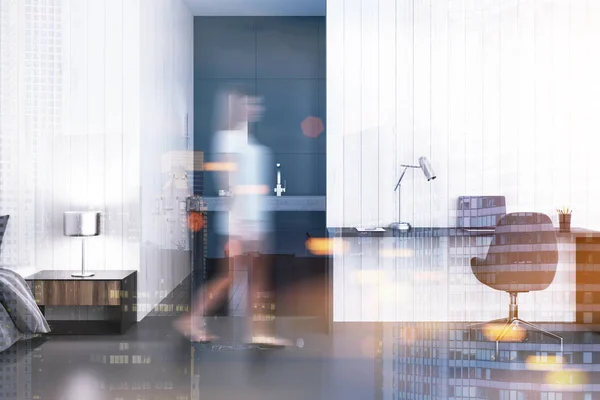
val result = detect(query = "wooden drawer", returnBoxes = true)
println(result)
[32,280,122,306]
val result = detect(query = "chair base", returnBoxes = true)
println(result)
[471,317,563,359]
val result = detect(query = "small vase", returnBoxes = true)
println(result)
[558,214,571,232]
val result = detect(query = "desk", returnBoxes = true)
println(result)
[327,227,599,324]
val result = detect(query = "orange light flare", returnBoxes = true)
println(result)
[234,185,270,195]
[305,238,349,256]
[203,162,237,171]
[546,370,589,386]
[224,239,242,257]
[525,355,563,371]
[187,212,205,232]
[301,116,325,138]
[481,322,527,342]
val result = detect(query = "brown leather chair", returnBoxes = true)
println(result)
[471,212,562,353]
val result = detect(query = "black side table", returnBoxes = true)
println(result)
[26,270,137,335]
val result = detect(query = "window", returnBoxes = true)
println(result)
[583,352,592,364]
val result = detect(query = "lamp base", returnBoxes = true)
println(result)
[389,222,412,231]
[71,272,95,278]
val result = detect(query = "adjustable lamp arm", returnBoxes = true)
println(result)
[390,157,435,231]
[394,164,421,191]
[391,164,423,232]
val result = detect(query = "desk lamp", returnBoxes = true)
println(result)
[64,211,101,277]
[390,157,436,231]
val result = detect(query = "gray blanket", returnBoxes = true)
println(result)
[0,268,50,352]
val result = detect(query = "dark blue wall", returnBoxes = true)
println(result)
[194,17,326,258]
[194,17,326,197]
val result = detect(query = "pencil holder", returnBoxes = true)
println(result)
[558,213,571,232]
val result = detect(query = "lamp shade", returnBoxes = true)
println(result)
[64,211,101,237]
[418,157,436,181]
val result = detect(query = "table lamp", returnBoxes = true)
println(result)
[64,211,101,277]
[390,157,436,231]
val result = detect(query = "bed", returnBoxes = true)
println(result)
[0,215,51,352]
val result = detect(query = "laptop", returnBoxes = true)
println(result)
[457,196,506,233]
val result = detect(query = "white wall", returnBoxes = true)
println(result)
[138,0,194,320]
[0,0,194,321]
[0,0,40,275]
[54,0,142,277]
[327,0,600,230]
[0,0,142,276]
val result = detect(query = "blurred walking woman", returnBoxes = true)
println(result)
[175,89,285,345]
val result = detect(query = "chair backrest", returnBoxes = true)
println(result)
[471,212,558,293]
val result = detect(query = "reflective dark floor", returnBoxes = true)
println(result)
[5,310,600,399]
[21,315,337,400]
[3,258,600,400]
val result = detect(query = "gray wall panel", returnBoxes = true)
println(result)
[318,78,326,154]
[194,16,325,197]
[256,78,320,154]
[318,152,326,195]
[255,17,320,79]
[318,18,326,80]
[194,17,256,79]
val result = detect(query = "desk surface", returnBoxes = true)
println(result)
[27,270,136,281]
[328,226,598,238]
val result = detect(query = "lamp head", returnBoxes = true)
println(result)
[64,211,101,237]
[418,157,436,181]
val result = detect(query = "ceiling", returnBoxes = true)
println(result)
[183,0,325,16]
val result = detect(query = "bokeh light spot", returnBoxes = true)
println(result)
[203,162,237,171]
[187,212,205,232]
[224,239,242,257]
[301,116,324,138]
[525,355,562,371]
[481,322,527,342]
[546,370,589,386]
[305,238,348,255]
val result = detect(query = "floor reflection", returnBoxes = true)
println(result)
[381,322,600,400]
[4,248,600,400]
[6,316,600,399]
